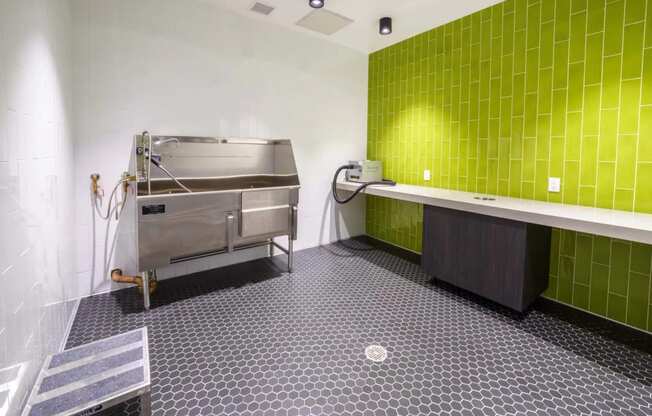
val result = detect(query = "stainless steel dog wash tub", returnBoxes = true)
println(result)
[114,134,300,310]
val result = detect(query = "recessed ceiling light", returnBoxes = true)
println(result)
[379,17,392,35]
[309,0,325,9]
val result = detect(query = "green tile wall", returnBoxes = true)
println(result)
[366,0,652,332]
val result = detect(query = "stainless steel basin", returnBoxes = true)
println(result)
[114,135,300,310]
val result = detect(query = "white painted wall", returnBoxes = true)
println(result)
[71,0,368,295]
[0,0,77,413]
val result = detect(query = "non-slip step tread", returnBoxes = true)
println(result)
[22,327,150,416]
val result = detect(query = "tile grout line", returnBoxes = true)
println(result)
[500,2,510,198]
[588,1,609,315]
[546,1,558,296]
[616,1,629,322]
[518,1,528,200]
[603,1,628,319]
[475,14,482,194]
[557,1,573,300]
[488,7,495,194]
[571,4,590,307]
[611,2,625,212]
[627,1,649,327]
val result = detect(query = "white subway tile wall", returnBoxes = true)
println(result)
[0,0,76,413]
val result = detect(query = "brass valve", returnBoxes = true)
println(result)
[90,173,101,195]
[121,172,136,193]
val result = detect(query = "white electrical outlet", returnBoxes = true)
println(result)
[423,169,431,181]
[548,177,561,193]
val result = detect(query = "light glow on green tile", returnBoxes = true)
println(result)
[366,0,652,332]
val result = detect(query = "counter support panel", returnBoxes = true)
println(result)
[422,205,551,312]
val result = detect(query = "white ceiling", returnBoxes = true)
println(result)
[204,0,502,54]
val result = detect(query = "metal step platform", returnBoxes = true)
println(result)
[22,328,150,416]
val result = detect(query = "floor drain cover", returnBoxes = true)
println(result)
[365,345,387,362]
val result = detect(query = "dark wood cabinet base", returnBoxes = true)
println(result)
[422,205,551,312]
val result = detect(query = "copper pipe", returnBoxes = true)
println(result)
[111,269,157,294]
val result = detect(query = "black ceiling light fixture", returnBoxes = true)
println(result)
[379,17,392,35]
[309,0,325,8]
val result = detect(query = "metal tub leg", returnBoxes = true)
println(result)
[140,390,152,415]
[288,205,297,273]
[269,238,274,257]
[142,271,150,311]
[288,237,293,273]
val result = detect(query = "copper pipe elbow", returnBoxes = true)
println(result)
[111,269,157,295]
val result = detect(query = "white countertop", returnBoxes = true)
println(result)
[336,180,652,245]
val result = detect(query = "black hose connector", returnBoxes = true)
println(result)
[332,164,396,204]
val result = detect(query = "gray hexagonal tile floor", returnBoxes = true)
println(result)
[67,241,652,416]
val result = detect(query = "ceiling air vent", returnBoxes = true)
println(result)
[296,9,354,35]
[250,2,274,16]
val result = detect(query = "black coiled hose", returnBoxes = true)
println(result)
[331,164,396,204]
